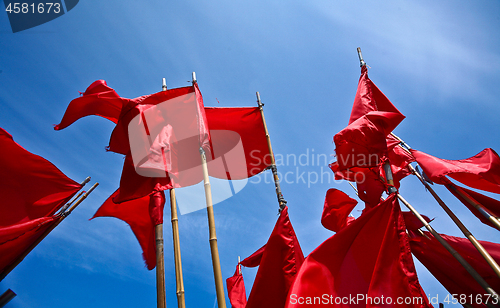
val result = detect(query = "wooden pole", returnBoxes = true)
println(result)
[193,72,226,308]
[155,78,168,308]
[0,182,98,281]
[443,178,500,231]
[170,189,186,308]
[390,133,500,279]
[378,138,499,298]
[156,222,167,308]
[256,92,287,211]
[0,289,16,308]
[396,192,499,300]
[408,164,500,280]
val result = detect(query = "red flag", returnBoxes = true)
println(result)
[0,217,56,274]
[226,264,247,308]
[205,107,271,179]
[0,127,82,274]
[54,80,137,130]
[240,244,266,268]
[92,189,166,270]
[411,148,500,194]
[445,183,500,230]
[349,66,404,124]
[243,206,304,308]
[410,232,500,308]
[286,194,431,308]
[0,127,82,226]
[321,189,357,232]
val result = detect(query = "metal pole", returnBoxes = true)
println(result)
[256,92,287,211]
[357,47,366,67]
[193,72,226,308]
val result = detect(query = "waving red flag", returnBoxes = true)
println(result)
[0,127,82,274]
[286,194,431,308]
[410,232,500,308]
[243,206,304,308]
[332,66,406,209]
[411,148,500,194]
[54,80,138,130]
[226,264,247,308]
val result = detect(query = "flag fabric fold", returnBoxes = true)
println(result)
[409,231,500,308]
[226,264,247,308]
[321,188,357,232]
[286,194,431,308]
[411,148,500,194]
[244,206,304,308]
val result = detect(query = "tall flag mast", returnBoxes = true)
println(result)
[256,92,287,211]
[162,77,186,308]
[194,72,227,308]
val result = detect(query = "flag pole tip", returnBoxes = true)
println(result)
[357,47,366,67]
[162,78,167,91]
[191,72,197,83]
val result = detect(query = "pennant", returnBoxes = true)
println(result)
[244,206,304,308]
[286,194,431,308]
[410,232,500,308]
[321,188,357,232]
[92,189,166,270]
[226,264,247,308]
[411,148,500,194]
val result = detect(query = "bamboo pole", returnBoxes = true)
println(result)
[193,72,226,308]
[155,78,168,308]
[390,133,500,279]
[443,178,500,231]
[200,147,227,308]
[156,222,167,308]
[379,142,498,298]
[256,92,287,211]
[396,192,499,300]
[0,182,98,281]
[170,189,186,308]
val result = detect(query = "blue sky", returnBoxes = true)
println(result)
[1,1,499,307]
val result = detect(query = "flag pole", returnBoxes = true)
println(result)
[382,159,498,298]
[170,189,186,308]
[193,72,227,308]
[0,181,99,281]
[163,78,186,308]
[155,78,169,308]
[390,133,500,279]
[256,92,287,211]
